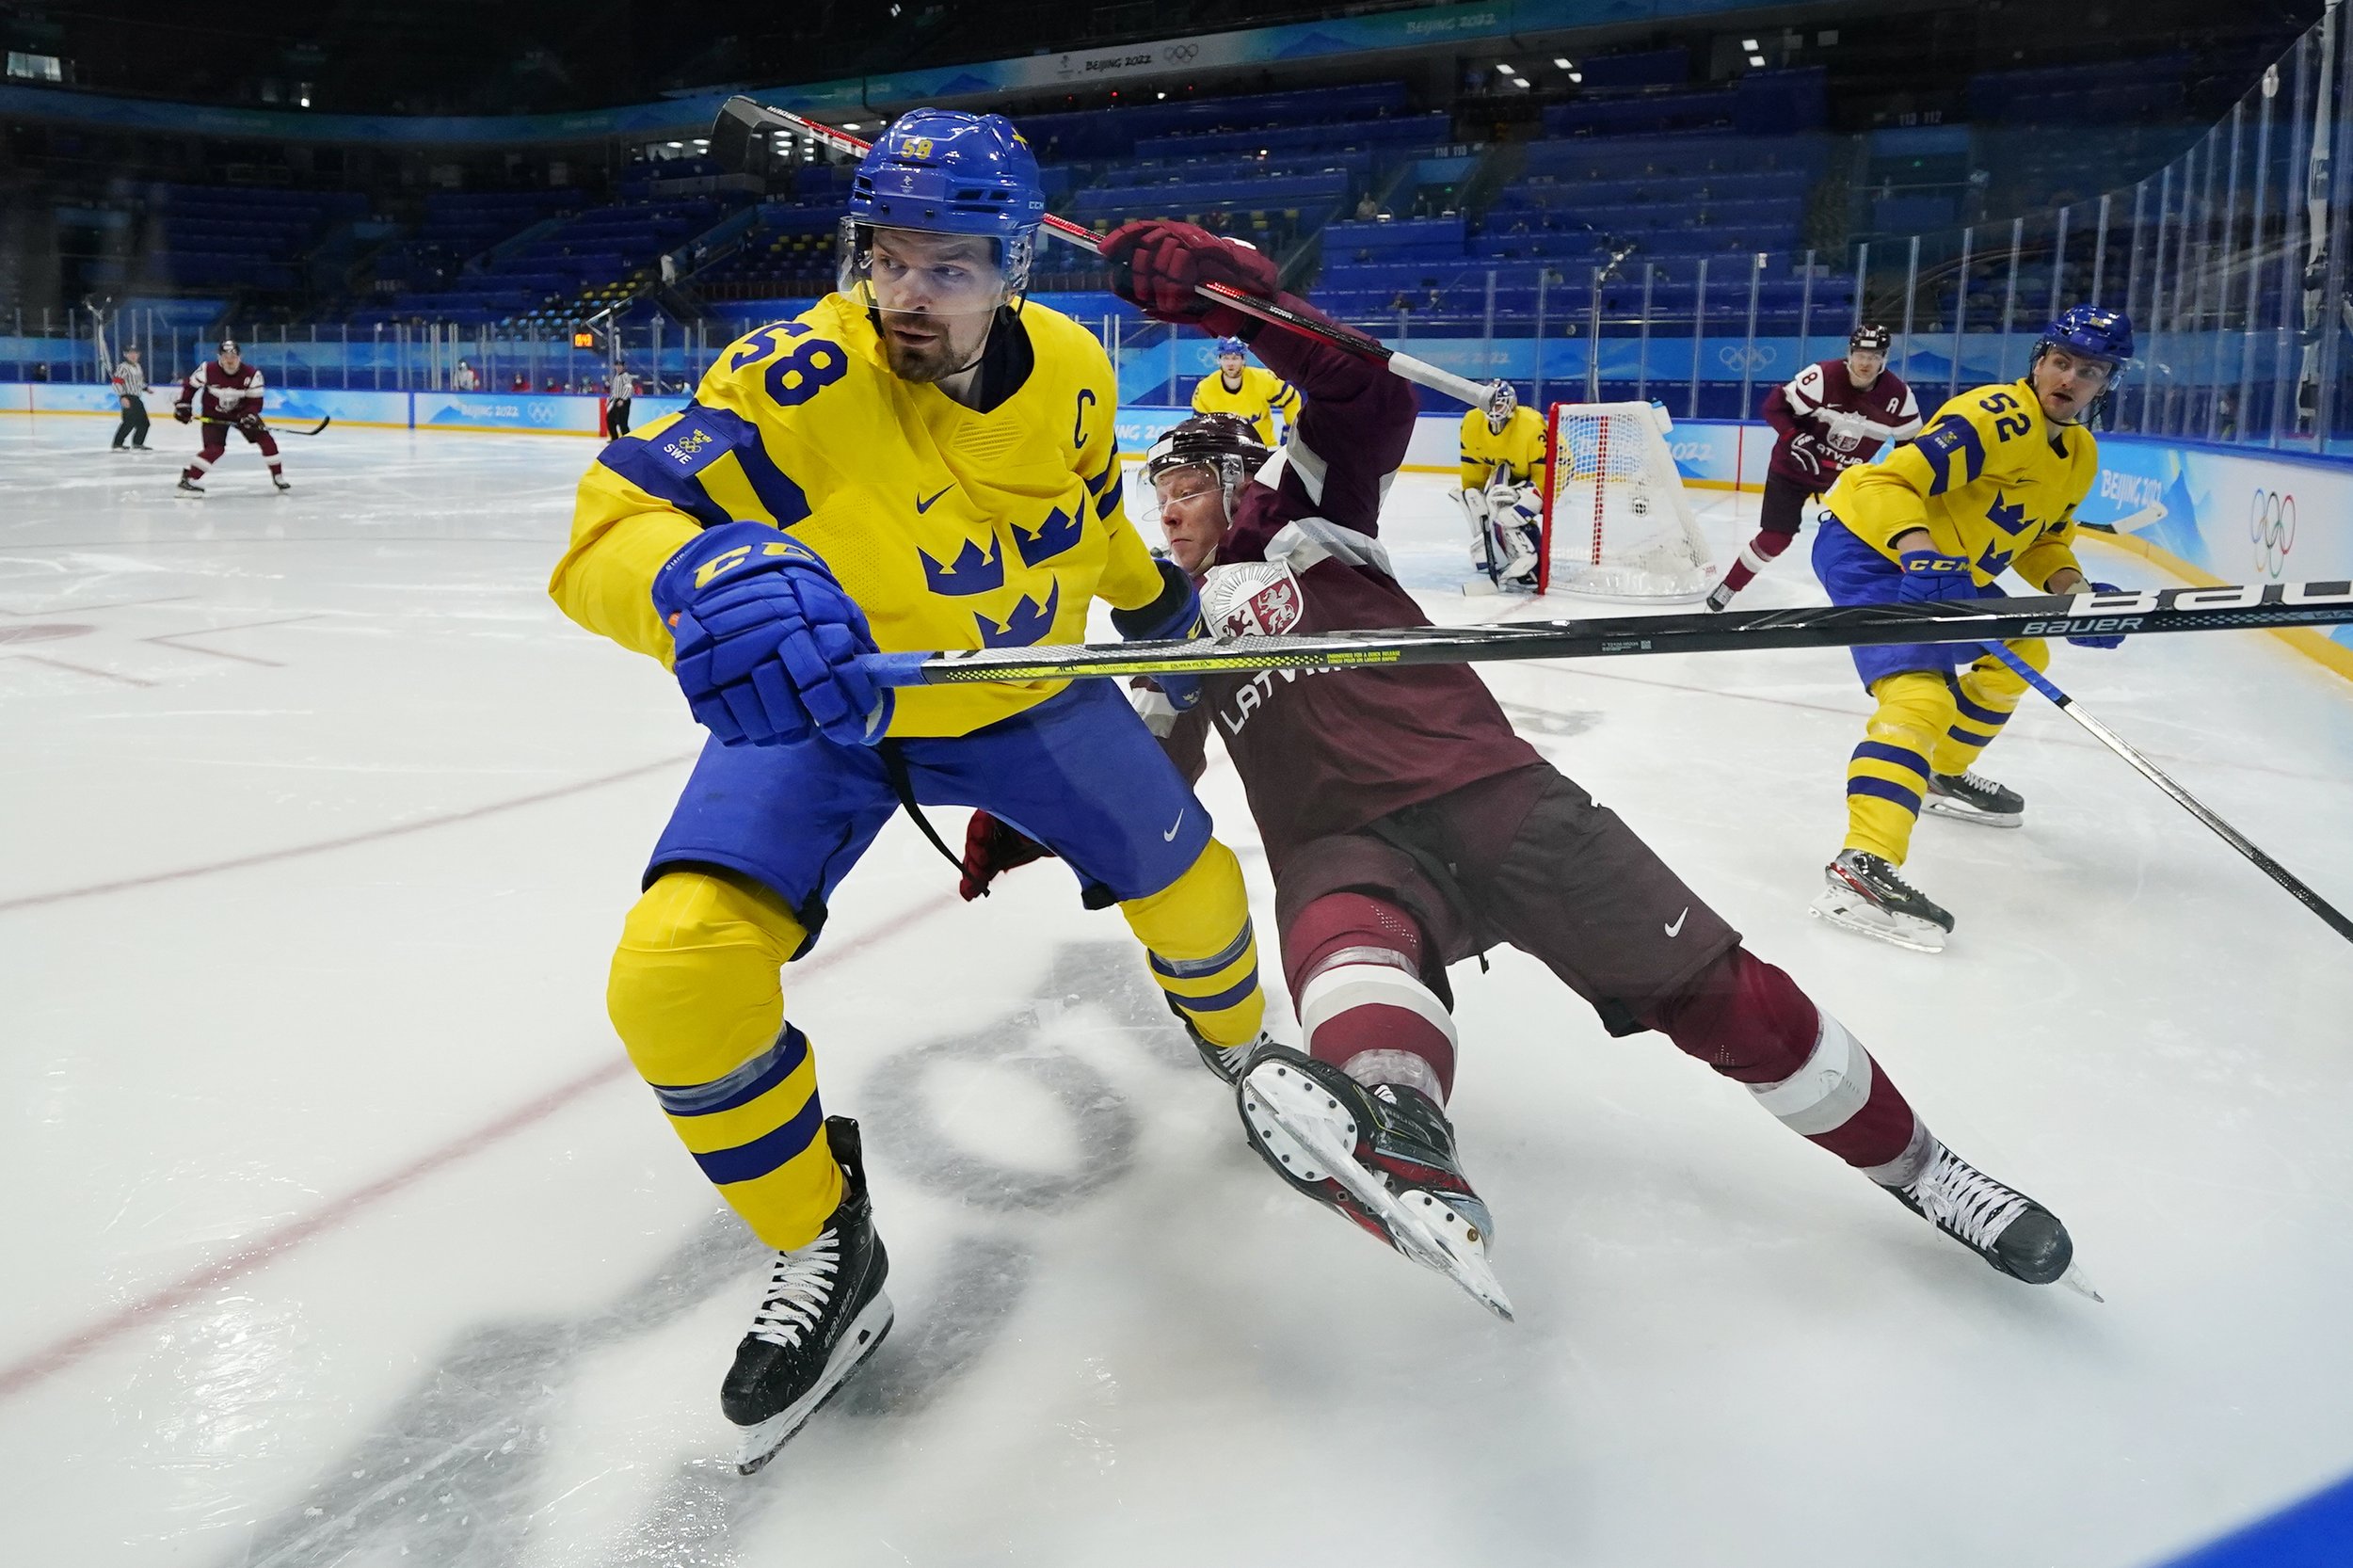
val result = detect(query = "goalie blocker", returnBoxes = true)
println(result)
[1539,401,1717,600]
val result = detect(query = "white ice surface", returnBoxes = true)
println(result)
[3,416,2351,1568]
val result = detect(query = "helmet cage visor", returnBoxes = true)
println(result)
[839,219,1032,316]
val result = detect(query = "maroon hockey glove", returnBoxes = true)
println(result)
[1102,219,1278,336]
[236,413,264,435]
[173,402,192,424]
[959,809,1054,901]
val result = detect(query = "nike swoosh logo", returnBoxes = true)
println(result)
[1162,810,1185,841]
[1664,906,1689,937]
[915,486,952,514]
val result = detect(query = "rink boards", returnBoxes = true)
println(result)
[12,380,2353,678]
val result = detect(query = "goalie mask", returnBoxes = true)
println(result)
[840,108,1046,379]
[1485,380,1518,434]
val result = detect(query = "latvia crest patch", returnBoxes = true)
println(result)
[1201,560,1303,638]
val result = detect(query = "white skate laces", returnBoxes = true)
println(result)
[1906,1148,2028,1252]
[748,1231,841,1349]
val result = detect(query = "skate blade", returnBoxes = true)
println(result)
[1808,894,1946,953]
[1241,1067,1516,1322]
[732,1290,895,1475]
[1923,799,2023,828]
[2057,1263,2105,1304]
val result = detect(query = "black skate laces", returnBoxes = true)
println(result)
[748,1231,841,1348]
[1908,1150,2028,1250]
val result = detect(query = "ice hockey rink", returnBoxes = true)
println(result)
[2,412,2350,1568]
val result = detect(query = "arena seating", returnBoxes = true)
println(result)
[694,81,1443,311]
[369,194,748,326]
[1313,127,1849,334]
[141,184,368,295]
[364,190,583,312]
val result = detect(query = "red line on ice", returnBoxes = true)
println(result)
[0,754,697,913]
[0,891,960,1402]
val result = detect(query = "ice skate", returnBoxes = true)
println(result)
[1810,848,1953,952]
[1925,770,2024,827]
[176,477,204,495]
[1237,1046,1513,1320]
[1185,1021,1273,1084]
[1888,1141,2098,1298]
[1705,576,1739,612]
[272,475,293,492]
[723,1116,894,1474]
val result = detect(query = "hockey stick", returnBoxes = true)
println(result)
[1979,641,2353,945]
[261,415,332,437]
[710,96,1505,413]
[856,580,2353,689]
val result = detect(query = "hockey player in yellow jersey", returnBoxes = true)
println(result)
[551,108,1267,1470]
[1190,335,1298,444]
[1808,306,2136,952]
[1455,385,1549,584]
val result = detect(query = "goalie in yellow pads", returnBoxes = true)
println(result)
[1455,385,1549,584]
[1807,306,2136,952]
[550,108,1267,1470]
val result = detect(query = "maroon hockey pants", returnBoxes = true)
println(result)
[1275,766,1924,1177]
[184,422,282,484]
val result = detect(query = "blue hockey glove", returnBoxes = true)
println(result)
[1109,557,1209,711]
[652,521,892,747]
[2065,581,2129,648]
[1896,548,1979,604]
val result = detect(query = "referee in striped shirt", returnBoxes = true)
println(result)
[111,345,151,451]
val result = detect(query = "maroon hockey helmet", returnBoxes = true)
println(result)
[1143,412,1272,520]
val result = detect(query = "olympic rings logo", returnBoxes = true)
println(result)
[1166,43,1199,61]
[1717,344,1777,372]
[2249,486,2297,578]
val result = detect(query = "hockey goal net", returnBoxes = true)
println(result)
[1538,401,1715,600]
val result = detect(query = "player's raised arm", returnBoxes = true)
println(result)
[1103,219,1415,539]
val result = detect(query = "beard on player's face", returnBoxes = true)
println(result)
[868,229,1004,384]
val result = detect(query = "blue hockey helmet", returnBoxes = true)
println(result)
[1214,336,1247,359]
[2035,304,2135,369]
[843,108,1046,296]
[2030,304,2134,422]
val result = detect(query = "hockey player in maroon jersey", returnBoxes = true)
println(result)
[174,340,290,495]
[962,222,2088,1316]
[1706,325,1918,611]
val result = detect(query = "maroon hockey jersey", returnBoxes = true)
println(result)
[1161,297,1541,874]
[1761,359,1920,488]
[178,360,266,424]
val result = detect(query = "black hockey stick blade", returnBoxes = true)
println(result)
[267,415,331,437]
[856,580,2353,688]
[711,96,785,182]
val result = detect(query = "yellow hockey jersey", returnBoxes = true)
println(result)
[552,294,1162,738]
[1458,403,1547,491]
[1191,363,1300,445]
[1823,378,2094,589]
